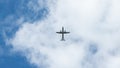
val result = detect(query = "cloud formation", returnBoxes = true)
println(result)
[10,0,120,68]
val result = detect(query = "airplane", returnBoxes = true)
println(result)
[56,27,70,41]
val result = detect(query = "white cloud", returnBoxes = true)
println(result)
[10,0,120,68]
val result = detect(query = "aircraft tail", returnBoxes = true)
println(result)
[61,39,65,41]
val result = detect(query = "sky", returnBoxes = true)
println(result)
[1,0,120,68]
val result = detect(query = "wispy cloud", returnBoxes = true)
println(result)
[10,0,120,68]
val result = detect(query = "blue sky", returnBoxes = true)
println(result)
[0,0,48,68]
[1,0,120,68]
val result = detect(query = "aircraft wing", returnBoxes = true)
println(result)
[56,32,62,34]
[63,32,70,34]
